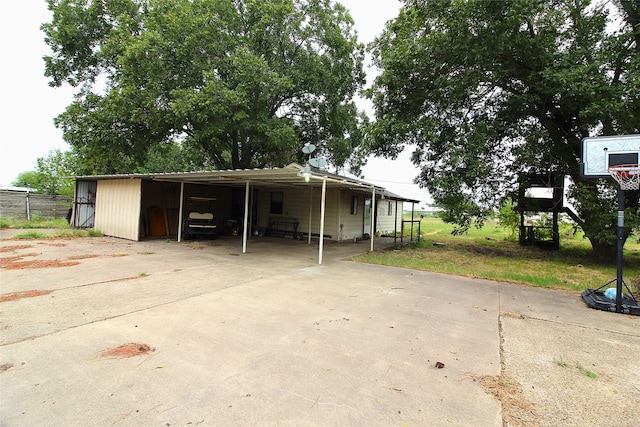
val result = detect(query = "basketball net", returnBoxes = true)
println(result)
[609,164,640,191]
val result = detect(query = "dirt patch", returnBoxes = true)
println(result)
[0,259,80,270]
[0,290,53,303]
[0,244,33,253]
[478,374,537,426]
[101,343,155,358]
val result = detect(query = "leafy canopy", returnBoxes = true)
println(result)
[13,149,77,197]
[43,0,367,174]
[367,0,640,257]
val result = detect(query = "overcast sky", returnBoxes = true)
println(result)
[0,0,431,206]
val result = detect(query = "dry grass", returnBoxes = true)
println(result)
[478,375,538,426]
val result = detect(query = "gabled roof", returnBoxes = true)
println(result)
[75,163,421,203]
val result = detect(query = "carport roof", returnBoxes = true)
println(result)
[76,163,421,203]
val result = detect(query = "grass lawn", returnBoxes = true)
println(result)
[0,216,102,238]
[354,217,640,293]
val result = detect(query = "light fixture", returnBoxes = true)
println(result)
[300,163,312,182]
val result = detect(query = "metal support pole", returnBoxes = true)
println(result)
[308,187,313,245]
[410,202,415,241]
[394,200,398,246]
[371,186,375,252]
[319,177,327,264]
[177,182,184,242]
[616,188,624,313]
[242,181,250,254]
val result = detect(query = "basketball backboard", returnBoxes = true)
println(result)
[582,134,640,178]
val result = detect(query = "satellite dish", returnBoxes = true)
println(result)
[309,157,327,168]
[302,143,316,154]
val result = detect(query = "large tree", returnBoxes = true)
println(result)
[43,0,367,174]
[367,0,640,259]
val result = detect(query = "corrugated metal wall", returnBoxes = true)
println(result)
[94,179,142,241]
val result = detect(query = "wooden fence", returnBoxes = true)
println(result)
[0,190,72,219]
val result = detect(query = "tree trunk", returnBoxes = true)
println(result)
[587,237,618,263]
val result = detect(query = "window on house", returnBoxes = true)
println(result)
[270,192,283,214]
[351,196,358,215]
[387,201,393,216]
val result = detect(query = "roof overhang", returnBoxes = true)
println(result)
[75,164,420,203]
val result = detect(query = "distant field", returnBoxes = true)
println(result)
[356,217,640,293]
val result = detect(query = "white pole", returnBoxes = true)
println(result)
[308,187,313,245]
[319,177,327,264]
[242,181,250,253]
[177,182,184,242]
[371,186,375,252]
[26,191,30,221]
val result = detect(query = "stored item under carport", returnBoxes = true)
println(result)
[182,197,218,240]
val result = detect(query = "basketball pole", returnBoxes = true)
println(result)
[616,188,624,313]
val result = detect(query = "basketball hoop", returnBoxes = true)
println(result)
[608,164,640,191]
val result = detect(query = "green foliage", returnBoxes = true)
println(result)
[13,171,45,191]
[367,0,640,257]
[14,231,52,239]
[497,200,520,240]
[0,216,70,229]
[353,217,640,291]
[43,0,367,174]
[12,149,77,197]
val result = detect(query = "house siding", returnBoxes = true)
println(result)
[375,199,403,236]
[95,179,142,241]
[257,187,358,241]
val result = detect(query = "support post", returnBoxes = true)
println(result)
[319,177,327,264]
[242,181,250,254]
[394,200,398,246]
[371,186,375,252]
[410,202,415,241]
[308,187,313,245]
[616,188,624,313]
[177,182,184,242]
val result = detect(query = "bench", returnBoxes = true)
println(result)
[268,217,300,239]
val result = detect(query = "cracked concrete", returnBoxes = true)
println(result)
[1,232,638,426]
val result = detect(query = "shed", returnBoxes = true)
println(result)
[72,164,420,263]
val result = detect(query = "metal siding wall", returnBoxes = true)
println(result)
[376,200,399,235]
[95,179,142,241]
[338,190,364,240]
[256,187,340,239]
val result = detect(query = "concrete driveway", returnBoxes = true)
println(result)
[1,233,639,426]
